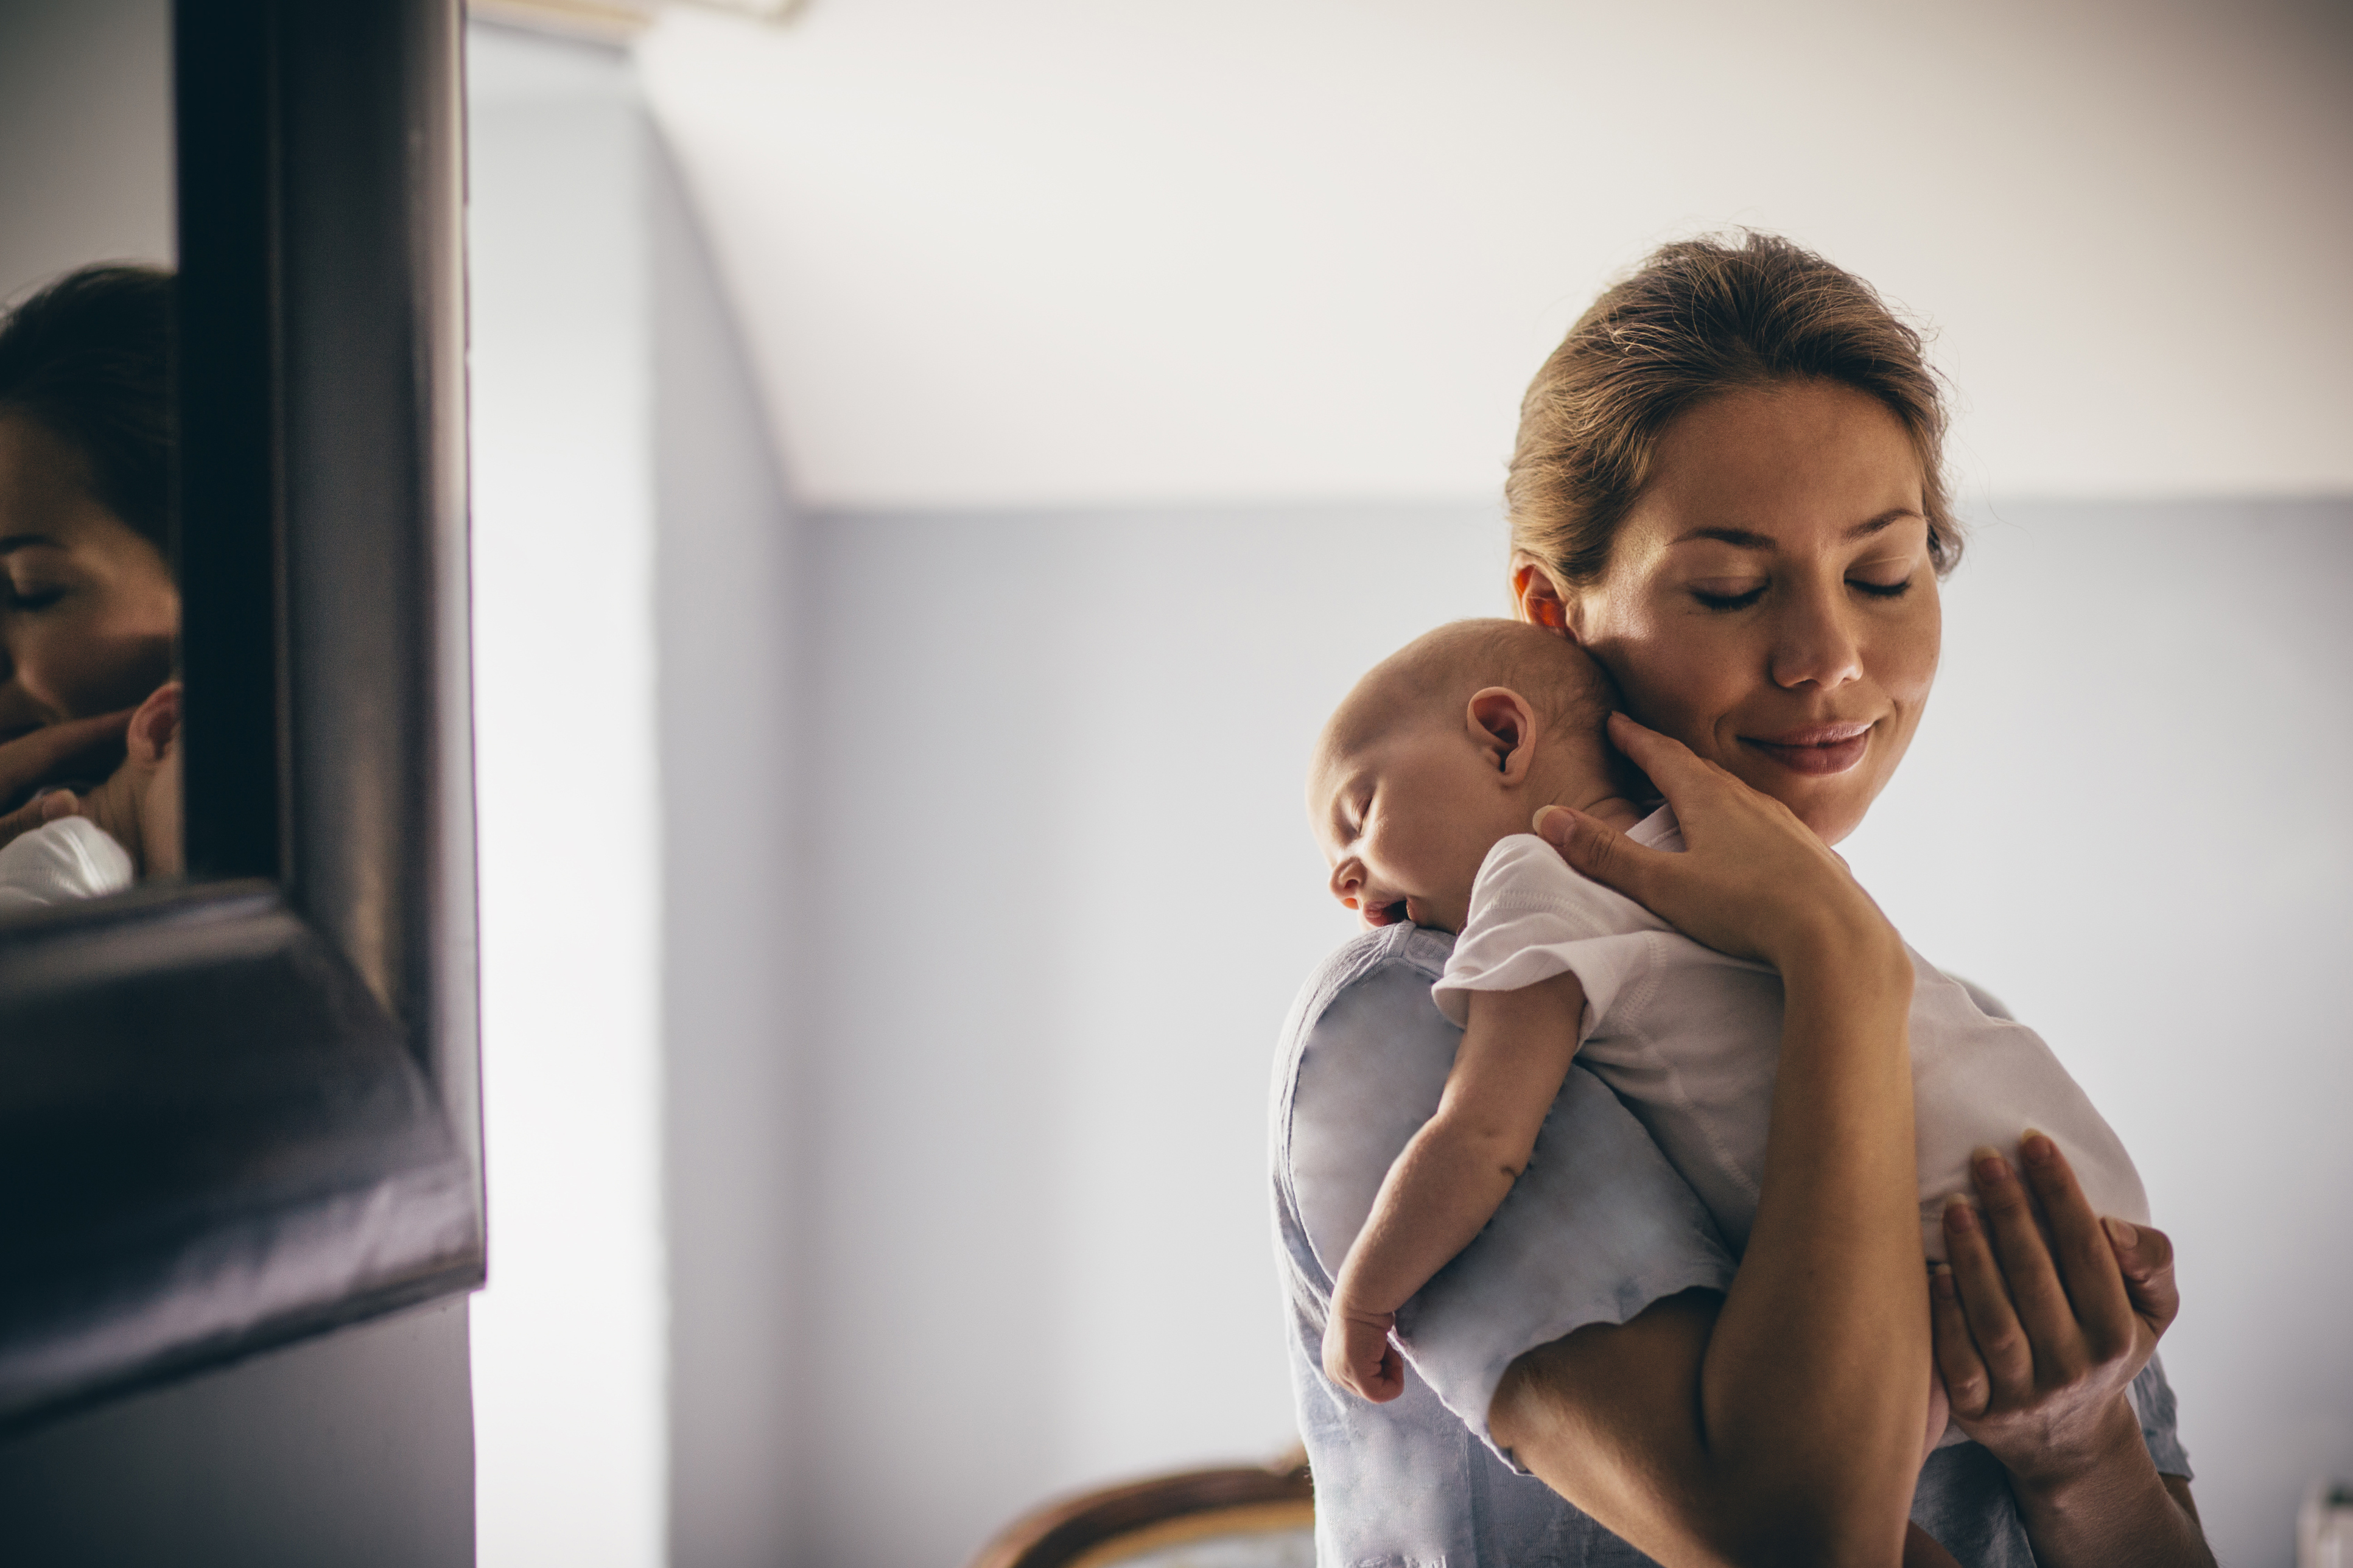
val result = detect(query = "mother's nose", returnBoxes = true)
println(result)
[1767,581,1865,690]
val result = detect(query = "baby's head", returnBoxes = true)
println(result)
[1308,620,1643,933]
[39,681,181,878]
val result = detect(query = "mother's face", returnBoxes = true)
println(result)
[0,413,178,738]
[1517,379,1941,845]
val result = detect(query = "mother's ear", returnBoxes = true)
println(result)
[1510,555,1575,638]
[1465,687,1540,783]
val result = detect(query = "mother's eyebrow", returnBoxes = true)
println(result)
[1670,509,1924,550]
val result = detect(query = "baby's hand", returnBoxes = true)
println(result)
[1322,1307,1404,1402]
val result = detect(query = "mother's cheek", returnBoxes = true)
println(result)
[1598,633,1735,758]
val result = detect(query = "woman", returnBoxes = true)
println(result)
[1271,233,2211,1564]
[0,265,180,853]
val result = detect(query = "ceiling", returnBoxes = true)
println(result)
[634,0,2353,509]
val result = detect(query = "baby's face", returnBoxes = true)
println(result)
[1309,714,1532,935]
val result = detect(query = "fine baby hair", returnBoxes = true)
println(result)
[1322,618,1645,802]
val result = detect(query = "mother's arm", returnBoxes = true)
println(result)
[1937,1136,2215,1567]
[1491,717,1930,1567]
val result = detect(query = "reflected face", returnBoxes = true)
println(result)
[1553,380,1940,845]
[0,413,178,738]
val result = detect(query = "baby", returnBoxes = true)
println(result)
[0,681,181,911]
[1306,620,2147,1421]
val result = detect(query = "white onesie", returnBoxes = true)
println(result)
[0,815,135,913]
[1432,809,2149,1262]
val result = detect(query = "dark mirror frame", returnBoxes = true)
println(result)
[0,0,483,1434]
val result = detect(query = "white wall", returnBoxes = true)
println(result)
[0,0,173,301]
[637,0,2353,508]
[468,29,668,1568]
[650,122,805,1568]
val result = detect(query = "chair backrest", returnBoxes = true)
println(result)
[966,1451,1313,1568]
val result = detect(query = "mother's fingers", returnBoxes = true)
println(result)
[1598,712,1759,822]
[1532,803,1676,908]
[2103,1217,2181,1341]
[1969,1146,2085,1371]
[2016,1133,2140,1362]
[0,709,135,797]
[1941,1194,2035,1397]
[1930,1264,1991,1419]
[1601,710,1713,781]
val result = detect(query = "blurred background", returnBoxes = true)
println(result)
[458,2,2353,1566]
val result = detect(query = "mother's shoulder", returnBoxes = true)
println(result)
[1280,923,1455,1046]
[1273,924,1466,1276]
[1272,925,1463,1174]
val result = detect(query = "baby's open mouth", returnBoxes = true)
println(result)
[1362,898,1411,928]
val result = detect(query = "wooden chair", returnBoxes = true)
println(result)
[965,1447,1313,1568]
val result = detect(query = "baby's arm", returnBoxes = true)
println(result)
[1324,969,1585,1402]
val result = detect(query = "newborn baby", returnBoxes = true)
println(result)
[1306,620,2148,1424]
[0,681,181,911]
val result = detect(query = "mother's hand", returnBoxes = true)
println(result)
[1533,712,1894,973]
[0,709,135,852]
[1932,1135,2212,1566]
[1932,1131,2176,1486]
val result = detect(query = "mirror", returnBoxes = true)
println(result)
[0,0,181,917]
[0,0,482,1439]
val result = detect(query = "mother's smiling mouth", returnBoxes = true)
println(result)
[1739,722,1873,777]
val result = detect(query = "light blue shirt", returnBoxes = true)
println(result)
[1271,923,2191,1566]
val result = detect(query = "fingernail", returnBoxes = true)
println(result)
[2021,1129,2055,1166]
[2103,1216,2137,1250]
[1972,1146,2010,1185]
[1532,805,1573,839]
[1931,1263,1957,1299]
[1943,1194,1977,1232]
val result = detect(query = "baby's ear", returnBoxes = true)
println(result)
[125,681,183,766]
[1465,687,1538,780]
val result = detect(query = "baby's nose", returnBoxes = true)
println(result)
[1328,859,1362,910]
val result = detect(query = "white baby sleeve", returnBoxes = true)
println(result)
[0,816,135,911]
[1431,834,1660,1033]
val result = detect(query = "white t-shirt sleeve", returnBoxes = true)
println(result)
[0,816,136,911]
[1431,833,1662,1032]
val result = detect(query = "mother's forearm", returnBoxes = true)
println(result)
[1699,926,1929,1548]
[2010,1401,2216,1568]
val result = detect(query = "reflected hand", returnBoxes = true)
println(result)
[1930,1132,2176,1489]
[0,709,135,852]
[1533,712,1895,973]
[1322,1306,1404,1404]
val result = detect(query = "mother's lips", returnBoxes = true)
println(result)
[1739,722,1873,777]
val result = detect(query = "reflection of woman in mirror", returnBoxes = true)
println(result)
[0,266,181,899]
[1277,235,2212,1565]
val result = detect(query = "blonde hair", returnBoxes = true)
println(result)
[1507,231,1960,588]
